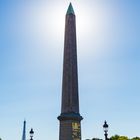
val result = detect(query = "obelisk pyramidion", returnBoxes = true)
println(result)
[58,3,83,140]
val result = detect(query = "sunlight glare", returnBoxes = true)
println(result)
[24,1,107,58]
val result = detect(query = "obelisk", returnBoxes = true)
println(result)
[58,3,83,140]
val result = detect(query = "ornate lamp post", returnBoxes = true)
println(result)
[30,128,34,140]
[103,121,109,140]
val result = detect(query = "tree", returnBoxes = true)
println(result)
[92,138,103,140]
[110,135,140,140]
[110,135,128,140]
[118,136,128,140]
[86,135,140,140]
[131,137,140,140]
[110,135,120,140]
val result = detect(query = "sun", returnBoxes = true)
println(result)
[24,1,93,42]
[43,1,92,42]
[24,1,104,57]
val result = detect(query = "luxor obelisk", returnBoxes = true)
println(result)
[58,3,83,140]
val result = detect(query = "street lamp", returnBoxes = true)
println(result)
[103,121,109,140]
[30,128,34,140]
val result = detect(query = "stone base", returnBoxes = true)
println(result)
[58,113,83,140]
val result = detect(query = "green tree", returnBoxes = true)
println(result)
[110,135,120,140]
[92,138,103,140]
[110,135,140,140]
[131,137,140,140]
[110,135,128,140]
[118,136,128,140]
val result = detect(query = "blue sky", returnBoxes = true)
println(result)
[0,0,140,140]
